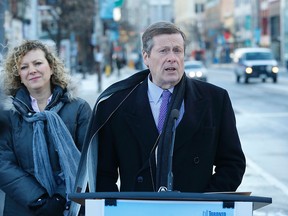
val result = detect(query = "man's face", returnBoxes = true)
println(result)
[143,33,185,89]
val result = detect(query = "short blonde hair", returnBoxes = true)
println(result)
[2,40,70,96]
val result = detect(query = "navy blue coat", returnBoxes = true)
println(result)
[0,86,91,216]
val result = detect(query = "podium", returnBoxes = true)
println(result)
[69,192,271,216]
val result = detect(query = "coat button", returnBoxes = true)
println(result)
[137,176,143,183]
[28,112,32,116]
[194,157,200,164]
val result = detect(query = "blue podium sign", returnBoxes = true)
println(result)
[86,199,253,216]
[68,192,271,216]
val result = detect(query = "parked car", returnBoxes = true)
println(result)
[233,47,279,83]
[184,60,208,82]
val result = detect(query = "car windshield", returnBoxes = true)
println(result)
[185,63,202,69]
[245,52,274,60]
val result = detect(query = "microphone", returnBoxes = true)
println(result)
[167,109,179,191]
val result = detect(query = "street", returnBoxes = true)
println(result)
[1,65,287,215]
[207,65,288,215]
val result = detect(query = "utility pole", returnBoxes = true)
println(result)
[281,0,288,69]
[93,0,103,92]
[252,0,260,47]
[28,0,38,40]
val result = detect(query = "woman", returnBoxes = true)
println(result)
[0,88,8,134]
[0,40,92,216]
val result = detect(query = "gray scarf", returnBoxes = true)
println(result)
[23,102,80,197]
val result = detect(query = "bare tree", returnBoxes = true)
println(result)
[40,0,95,55]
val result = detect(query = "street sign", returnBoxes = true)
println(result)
[114,0,124,7]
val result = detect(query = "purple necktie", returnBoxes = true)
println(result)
[157,90,171,133]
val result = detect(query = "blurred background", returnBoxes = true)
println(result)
[1,1,288,216]
[0,0,288,73]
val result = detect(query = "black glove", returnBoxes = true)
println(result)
[30,194,66,216]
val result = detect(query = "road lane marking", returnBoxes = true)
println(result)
[246,157,288,197]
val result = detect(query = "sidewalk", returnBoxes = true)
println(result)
[74,66,137,107]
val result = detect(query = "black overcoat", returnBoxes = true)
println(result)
[80,70,246,193]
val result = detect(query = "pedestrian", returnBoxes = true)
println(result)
[115,53,123,77]
[74,21,246,196]
[0,40,92,216]
[93,45,103,92]
[77,60,85,79]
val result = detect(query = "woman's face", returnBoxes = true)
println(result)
[18,49,53,94]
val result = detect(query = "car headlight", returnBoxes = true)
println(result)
[196,71,203,77]
[272,66,279,73]
[188,71,196,78]
[266,65,279,73]
[245,67,253,74]
[188,71,204,78]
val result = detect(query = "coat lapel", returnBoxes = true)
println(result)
[124,79,159,165]
[174,80,210,152]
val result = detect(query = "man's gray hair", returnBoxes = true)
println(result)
[142,21,186,55]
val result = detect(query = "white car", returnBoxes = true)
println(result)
[233,47,279,83]
[184,60,208,82]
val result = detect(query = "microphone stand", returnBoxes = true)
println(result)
[167,109,179,192]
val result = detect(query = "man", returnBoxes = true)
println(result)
[74,21,246,195]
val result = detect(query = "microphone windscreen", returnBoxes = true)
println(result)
[171,109,179,120]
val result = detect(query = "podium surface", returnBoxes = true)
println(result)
[69,192,272,216]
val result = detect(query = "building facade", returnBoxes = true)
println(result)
[1,0,287,67]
